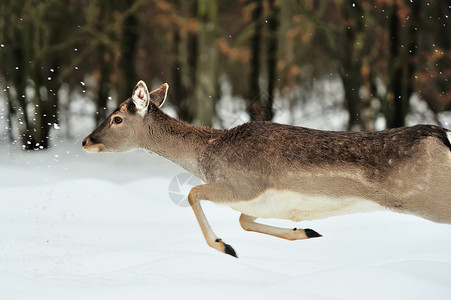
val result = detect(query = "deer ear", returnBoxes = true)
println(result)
[149,83,169,108]
[132,80,150,116]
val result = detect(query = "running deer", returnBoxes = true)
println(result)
[83,80,451,257]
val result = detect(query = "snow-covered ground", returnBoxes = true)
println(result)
[1,137,450,300]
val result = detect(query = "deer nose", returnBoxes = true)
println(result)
[82,138,88,147]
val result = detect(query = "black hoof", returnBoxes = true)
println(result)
[216,238,238,258]
[224,243,238,258]
[305,228,322,238]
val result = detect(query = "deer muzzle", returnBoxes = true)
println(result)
[82,136,102,153]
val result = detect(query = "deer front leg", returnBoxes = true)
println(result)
[239,214,322,241]
[188,184,238,258]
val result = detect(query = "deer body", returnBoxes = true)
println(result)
[200,122,451,223]
[83,81,451,257]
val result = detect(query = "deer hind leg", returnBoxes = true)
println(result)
[188,184,237,258]
[239,214,322,241]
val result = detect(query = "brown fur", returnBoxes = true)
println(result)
[83,81,451,256]
[198,122,451,223]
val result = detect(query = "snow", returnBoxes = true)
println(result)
[1,139,451,300]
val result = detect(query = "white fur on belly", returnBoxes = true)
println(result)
[227,190,384,222]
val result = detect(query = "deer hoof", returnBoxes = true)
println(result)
[215,238,238,258]
[224,243,238,258]
[304,228,322,238]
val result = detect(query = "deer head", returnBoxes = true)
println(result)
[82,80,168,153]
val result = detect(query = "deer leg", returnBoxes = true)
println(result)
[188,184,237,258]
[239,214,322,241]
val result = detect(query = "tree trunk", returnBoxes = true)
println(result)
[96,47,113,125]
[339,68,362,130]
[405,0,420,110]
[247,0,264,121]
[5,81,16,143]
[119,0,138,102]
[13,28,34,149]
[386,3,410,128]
[32,74,43,149]
[194,0,219,126]
[391,5,404,128]
[171,23,184,117]
[172,0,195,123]
[265,0,279,121]
[176,0,197,123]
[340,2,364,130]
[185,25,198,123]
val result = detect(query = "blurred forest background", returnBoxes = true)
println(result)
[0,0,449,150]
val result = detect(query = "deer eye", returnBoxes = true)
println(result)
[113,116,123,124]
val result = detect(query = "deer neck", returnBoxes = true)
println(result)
[141,108,221,178]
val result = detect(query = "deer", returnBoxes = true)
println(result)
[83,80,451,258]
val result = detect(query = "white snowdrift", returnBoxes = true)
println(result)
[0,140,450,300]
